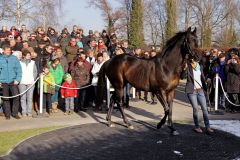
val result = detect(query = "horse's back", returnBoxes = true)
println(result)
[106,54,155,90]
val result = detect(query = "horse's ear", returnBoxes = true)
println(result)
[187,27,191,33]
[192,27,197,34]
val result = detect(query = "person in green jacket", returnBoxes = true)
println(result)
[48,58,64,113]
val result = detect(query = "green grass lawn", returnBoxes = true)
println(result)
[0,126,63,156]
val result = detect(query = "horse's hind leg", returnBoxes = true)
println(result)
[106,93,116,127]
[117,101,134,129]
[116,88,134,129]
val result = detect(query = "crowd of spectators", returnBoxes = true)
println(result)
[0,24,159,119]
[0,24,239,120]
[199,48,240,113]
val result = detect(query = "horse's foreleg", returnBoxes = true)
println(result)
[167,91,179,135]
[156,92,169,129]
[167,100,180,135]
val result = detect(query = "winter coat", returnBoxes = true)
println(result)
[0,54,22,84]
[180,63,207,93]
[59,55,69,73]
[42,72,55,94]
[0,30,9,38]
[71,64,90,88]
[20,59,37,84]
[60,80,78,98]
[65,45,78,63]
[21,30,30,41]
[58,35,71,55]
[225,63,240,93]
[35,50,51,74]
[69,56,91,73]
[28,39,38,48]
[91,61,105,86]
[48,34,58,45]
[48,62,64,85]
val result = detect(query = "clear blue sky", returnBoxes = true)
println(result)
[61,0,120,33]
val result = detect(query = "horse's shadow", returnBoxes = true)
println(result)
[126,105,162,120]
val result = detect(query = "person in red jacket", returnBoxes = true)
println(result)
[61,73,78,115]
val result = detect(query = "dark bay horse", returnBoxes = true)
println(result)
[97,27,198,135]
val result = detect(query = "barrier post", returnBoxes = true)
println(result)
[132,87,136,99]
[107,77,110,109]
[39,74,44,114]
[210,73,224,115]
[33,74,49,118]
[214,74,219,111]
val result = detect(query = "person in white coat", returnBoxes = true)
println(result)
[91,53,105,107]
[19,51,37,117]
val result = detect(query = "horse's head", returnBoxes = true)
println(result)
[183,27,199,60]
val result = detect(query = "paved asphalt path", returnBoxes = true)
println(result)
[2,122,240,160]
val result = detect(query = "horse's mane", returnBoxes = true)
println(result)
[159,31,186,58]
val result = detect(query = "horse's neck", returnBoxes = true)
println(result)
[160,49,183,72]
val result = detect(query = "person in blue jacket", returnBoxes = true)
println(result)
[0,45,22,120]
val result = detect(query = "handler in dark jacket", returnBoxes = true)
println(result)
[181,55,214,134]
[225,53,240,112]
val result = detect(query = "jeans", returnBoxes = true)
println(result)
[43,93,52,110]
[187,89,210,128]
[76,89,86,109]
[51,86,60,104]
[2,83,20,117]
[19,84,35,115]
[65,97,74,111]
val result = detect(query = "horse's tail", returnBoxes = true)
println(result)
[97,61,108,106]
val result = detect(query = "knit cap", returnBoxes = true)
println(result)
[64,73,72,82]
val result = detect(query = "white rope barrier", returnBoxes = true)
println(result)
[44,79,92,90]
[217,76,240,107]
[0,77,40,99]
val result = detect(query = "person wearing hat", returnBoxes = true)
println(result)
[181,55,214,134]
[28,33,38,48]
[101,30,110,49]
[60,73,77,115]
[84,30,94,47]
[58,29,71,55]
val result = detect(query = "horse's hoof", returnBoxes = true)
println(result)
[128,125,134,129]
[108,123,115,128]
[157,123,162,129]
[171,130,180,136]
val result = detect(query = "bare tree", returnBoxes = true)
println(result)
[0,0,10,22]
[30,0,63,30]
[0,0,33,27]
[189,0,231,48]
[144,0,162,47]
[215,0,239,47]
[88,0,124,34]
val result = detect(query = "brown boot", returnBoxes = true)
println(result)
[52,103,58,113]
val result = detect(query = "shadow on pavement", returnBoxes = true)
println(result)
[3,123,240,160]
